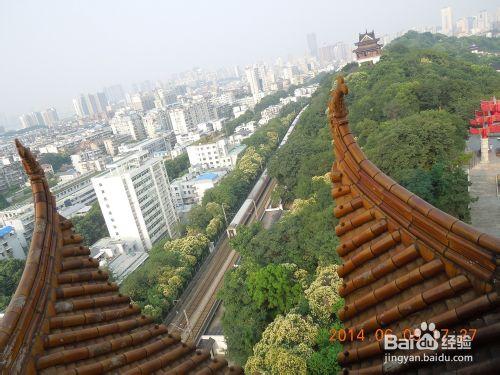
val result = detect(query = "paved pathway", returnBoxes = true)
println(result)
[469,138,500,238]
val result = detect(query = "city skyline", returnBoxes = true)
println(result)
[0,0,496,124]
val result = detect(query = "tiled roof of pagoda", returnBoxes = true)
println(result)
[0,140,243,374]
[328,77,500,374]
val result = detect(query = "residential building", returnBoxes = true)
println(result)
[245,65,263,104]
[318,44,336,64]
[186,138,245,170]
[130,92,155,112]
[142,109,172,138]
[102,134,132,156]
[0,226,25,260]
[73,92,108,119]
[110,109,147,140]
[41,108,59,127]
[477,10,490,33]
[90,237,149,284]
[92,156,179,251]
[306,33,319,58]
[117,136,172,158]
[0,170,101,245]
[168,107,192,135]
[72,94,90,118]
[0,162,26,192]
[441,6,453,36]
[19,112,45,129]
[170,170,227,213]
[104,84,126,104]
[70,149,112,174]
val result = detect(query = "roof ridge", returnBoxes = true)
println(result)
[328,77,500,282]
[0,141,243,374]
[328,76,500,373]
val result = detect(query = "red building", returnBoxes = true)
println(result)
[353,30,383,65]
[469,98,500,138]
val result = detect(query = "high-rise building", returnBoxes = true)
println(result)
[73,92,108,119]
[306,33,319,58]
[18,112,45,129]
[245,65,262,104]
[110,110,147,140]
[142,109,173,138]
[477,10,490,33]
[96,92,108,113]
[104,84,125,104]
[41,108,59,127]
[92,155,179,251]
[19,114,33,129]
[72,94,90,118]
[186,138,244,170]
[130,92,155,111]
[168,107,193,135]
[441,6,453,36]
[455,18,469,36]
[318,44,336,64]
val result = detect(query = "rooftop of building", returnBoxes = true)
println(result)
[0,225,13,238]
[328,77,499,373]
[0,139,243,374]
[196,171,221,181]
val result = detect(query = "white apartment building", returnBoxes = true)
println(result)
[71,149,112,174]
[142,108,172,138]
[117,136,173,158]
[170,170,227,213]
[0,171,103,246]
[441,7,453,36]
[110,110,147,141]
[168,107,193,135]
[168,99,218,136]
[186,139,246,170]
[92,156,179,252]
[0,226,26,260]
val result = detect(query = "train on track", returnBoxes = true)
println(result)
[226,105,308,238]
[226,169,271,238]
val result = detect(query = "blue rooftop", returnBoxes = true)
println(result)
[0,226,14,238]
[196,172,219,181]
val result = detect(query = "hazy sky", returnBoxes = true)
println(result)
[0,0,497,123]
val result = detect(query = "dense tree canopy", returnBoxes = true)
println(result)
[71,202,109,246]
[220,32,500,371]
[38,153,71,172]
[0,258,25,311]
[164,153,189,180]
[121,99,308,322]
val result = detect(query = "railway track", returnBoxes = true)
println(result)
[164,105,307,343]
[166,178,276,343]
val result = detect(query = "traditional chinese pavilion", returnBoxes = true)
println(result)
[0,141,243,374]
[328,77,499,374]
[353,30,383,65]
[469,98,500,163]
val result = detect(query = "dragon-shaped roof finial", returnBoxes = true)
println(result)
[328,75,349,121]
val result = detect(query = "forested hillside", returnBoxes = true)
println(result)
[219,32,500,374]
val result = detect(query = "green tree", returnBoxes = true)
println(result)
[71,202,109,246]
[245,313,318,375]
[0,258,25,310]
[247,263,304,316]
[0,194,9,209]
[219,265,269,364]
[38,153,71,172]
[164,153,189,180]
